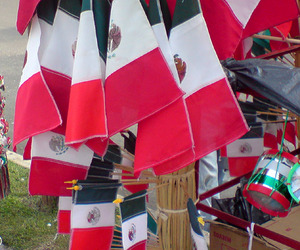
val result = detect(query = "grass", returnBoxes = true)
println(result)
[0,161,70,250]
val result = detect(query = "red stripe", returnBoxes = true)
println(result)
[186,78,248,161]
[243,0,300,38]
[57,210,71,234]
[66,79,107,144]
[29,157,88,196]
[105,48,183,136]
[70,227,114,250]
[228,157,259,177]
[128,240,147,250]
[17,0,41,34]
[201,0,243,60]
[134,98,193,173]
[14,72,61,147]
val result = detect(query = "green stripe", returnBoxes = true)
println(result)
[120,190,147,221]
[81,0,91,12]
[172,0,200,29]
[140,0,149,15]
[93,0,111,61]
[159,0,172,36]
[148,0,161,26]
[37,0,59,25]
[59,0,81,19]
[250,174,292,201]
[74,183,121,204]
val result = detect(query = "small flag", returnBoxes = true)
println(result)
[187,198,208,250]
[57,196,72,234]
[120,190,148,250]
[70,182,121,250]
[29,131,93,196]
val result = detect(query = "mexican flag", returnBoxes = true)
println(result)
[134,0,194,175]
[168,0,248,163]
[70,182,121,250]
[14,13,61,149]
[120,190,148,250]
[105,0,184,136]
[29,131,93,196]
[65,0,109,147]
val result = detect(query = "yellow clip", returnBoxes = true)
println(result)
[64,180,78,185]
[198,216,205,226]
[66,185,81,191]
[113,198,123,204]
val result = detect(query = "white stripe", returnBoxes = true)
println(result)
[256,158,292,177]
[40,9,79,77]
[32,131,93,166]
[225,0,260,28]
[105,0,158,78]
[169,13,225,98]
[226,138,264,157]
[59,196,73,210]
[71,203,115,229]
[72,10,104,85]
[152,22,180,84]
[122,213,147,250]
[20,15,41,85]
[190,225,208,250]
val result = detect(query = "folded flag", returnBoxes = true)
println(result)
[57,196,72,234]
[65,0,109,147]
[120,190,148,250]
[70,182,121,250]
[13,13,61,149]
[187,198,208,250]
[167,0,248,169]
[29,131,93,196]
[105,0,183,136]
[200,0,300,60]
[134,0,194,175]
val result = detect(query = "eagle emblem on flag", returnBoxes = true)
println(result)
[87,207,101,225]
[128,223,137,242]
[174,54,186,83]
[108,23,121,58]
[49,135,69,155]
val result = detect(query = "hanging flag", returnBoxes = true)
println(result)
[200,0,300,60]
[187,198,208,250]
[13,13,61,149]
[168,0,248,166]
[70,182,121,250]
[65,0,109,147]
[120,190,148,250]
[29,131,93,196]
[105,0,184,136]
[57,196,72,234]
[134,0,194,175]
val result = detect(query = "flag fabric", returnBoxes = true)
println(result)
[167,0,248,168]
[220,123,264,177]
[16,0,42,34]
[57,196,72,234]
[105,0,184,137]
[65,0,109,147]
[134,0,194,175]
[120,190,148,250]
[200,0,300,60]
[29,131,93,196]
[70,182,121,250]
[13,13,61,149]
[187,198,208,250]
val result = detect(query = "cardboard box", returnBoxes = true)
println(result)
[210,221,276,250]
[210,205,300,250]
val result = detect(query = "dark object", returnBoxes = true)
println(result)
[221,58,300,116]
[212,178,273,227]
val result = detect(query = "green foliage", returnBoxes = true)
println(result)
[0,161,70,249]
